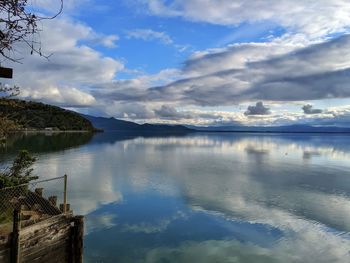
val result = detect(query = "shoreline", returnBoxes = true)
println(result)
[17,129,98,134]
[197,130,350,134]
[10,129,350,136]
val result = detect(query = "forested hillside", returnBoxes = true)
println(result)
[0,99,95,131]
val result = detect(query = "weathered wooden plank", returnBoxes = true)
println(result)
[20,214,71,236]
[0,239,11,250]
[22,239,69,260]
[23,251,68,263]
[0,247,10,256]
[21,224,71,244]
[0,233,11,246]
[0,239,11,262]
[21,227,71,252]
[1,213,83,262]
[0,248,11,262]
[22,223,71,241]
[22,239,69,263]
[23,243,69,259]
[19,214,73,262]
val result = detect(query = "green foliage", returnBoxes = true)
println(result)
[0,150,38,189]
[0,98,95,131]
[0,208,12,224]
[0,87,21,143]
[0,116,19,143]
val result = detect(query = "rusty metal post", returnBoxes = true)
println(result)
[64,174,68,214]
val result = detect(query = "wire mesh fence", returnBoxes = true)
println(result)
[0,175,67,237]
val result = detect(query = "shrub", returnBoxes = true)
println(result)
[0,150,38,189]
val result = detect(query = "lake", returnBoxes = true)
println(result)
[2,132,350,263]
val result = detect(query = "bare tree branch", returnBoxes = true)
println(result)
[0,0,63,62]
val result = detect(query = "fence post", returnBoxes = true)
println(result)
[73,216,84,263]
[64,174,68,214]
[11,208,21,263]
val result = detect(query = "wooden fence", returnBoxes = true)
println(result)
[0,212,84,263]
[0,176,84,262]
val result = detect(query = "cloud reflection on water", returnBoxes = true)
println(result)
[9,133,350,262]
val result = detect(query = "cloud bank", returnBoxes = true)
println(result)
[3,0,350,126]
[140,0,350,38]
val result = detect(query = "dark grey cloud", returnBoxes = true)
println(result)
[183,43,292,77]
[244,102,271,116]
[242,68,350,101]
[154,105,191,120]
[10,15,350,126]
[95,35,350,109]
[85,34,350,125]
[0,0,347,131]
[5,0,350,127]
[302,104,323,114]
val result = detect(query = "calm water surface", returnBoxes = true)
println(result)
[2,132,350,262]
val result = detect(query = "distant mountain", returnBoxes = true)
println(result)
[3,98,347,134]
[82,114,193,133]
[189,124,350,133]
[81,115,139,131]
[0,99,95,131]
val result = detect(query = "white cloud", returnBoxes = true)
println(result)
[89,35,350,111]
[89,34,119,48]
[183,41,300,78]
[144,235,350,263]
[31,0,86,14]
[94,1,350,125]
[132,35,350,107]
[134,136,350,263]
[3,1,350,126]
[101,35,119,48]
[127,29,174,45]
[3,17,124,107]
[121,211,186,234]
[140,0,350,39]
[126,28,190,52]
[85,213,118,235]
[20,85,96,107]
[77,134,350,263]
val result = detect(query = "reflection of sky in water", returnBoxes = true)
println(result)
[85,192,282,262]
[3,133,350,262]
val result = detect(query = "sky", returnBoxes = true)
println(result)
[3,0,350,127]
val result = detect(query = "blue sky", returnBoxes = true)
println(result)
[4,0,350,126]
[76,1,286,75]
